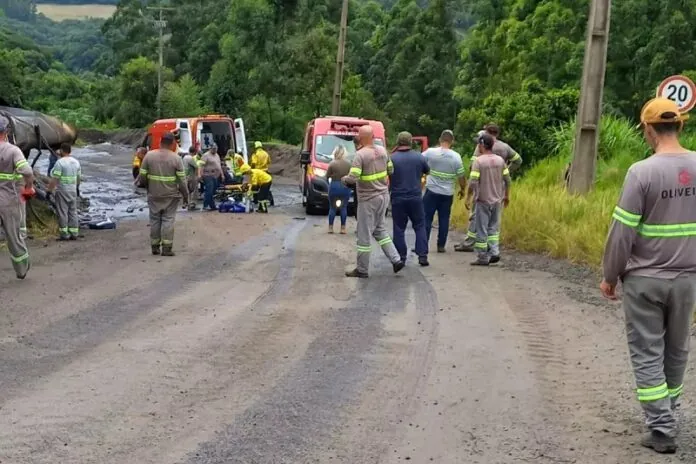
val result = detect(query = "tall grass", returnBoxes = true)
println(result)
[452,116,696,270]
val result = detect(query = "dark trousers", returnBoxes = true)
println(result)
[203,176,218,209]
[423,189,453,249]
[328,181,351,226]
[392,197,427,260]
[257,181,272,212]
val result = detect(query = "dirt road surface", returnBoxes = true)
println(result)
[0,146,695,463]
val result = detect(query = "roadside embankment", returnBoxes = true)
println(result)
[78,128,146,146]
[452,116,696,270]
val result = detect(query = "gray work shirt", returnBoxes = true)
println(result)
[342,145,392,202]
[0,141,32,207]
[470,154,510,205]
[603,152,696,284]
[423,147,465,196]
[472,139,523,172]
[51,156,81,194]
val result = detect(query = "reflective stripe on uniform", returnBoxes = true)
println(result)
[637,383,669,402]
[511,153,522,162]
[15,160,28,170]
[612,206,641,228]
[350,167,362,176]
[151,238,161,246]
[139,168,149,175]
[361,170,387,182]
[430,170,457,179]
[467,230,476,238]
[11,252,29,263]
[456,167,466,176]
[378,237,392,246]
[148,175,177,182]
[469,171,480,179]
[669,384,684,398]
[161,239,173,245]
[68,227,79,234]
[503,168,510,176]
[474,242,487,250]
[176,171,185,178]
[387,160,394,169]
[638,222,696,238]
[0,173,14,181]
[55,175,77,184]
[487,234,499,243]
[357,245,371,253]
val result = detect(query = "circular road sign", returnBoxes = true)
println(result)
[657,75,696,113]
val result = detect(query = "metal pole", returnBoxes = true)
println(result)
[567,0,611,195]
[331,0,349,115]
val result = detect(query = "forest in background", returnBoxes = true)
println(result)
[2,0,696,168]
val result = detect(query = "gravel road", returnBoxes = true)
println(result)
[0,147,694,463]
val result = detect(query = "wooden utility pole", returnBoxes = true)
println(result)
[331,0,349,115]
[567,0,611,195]
[147,6,175,118]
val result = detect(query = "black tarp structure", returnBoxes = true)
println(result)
[0,106,77,159]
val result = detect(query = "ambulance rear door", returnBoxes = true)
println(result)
[234,118,248,163]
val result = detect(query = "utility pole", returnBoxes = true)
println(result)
[567,0,611,195]
[331,0,349,115]
[146,5,175,118]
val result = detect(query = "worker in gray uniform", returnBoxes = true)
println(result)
[47,143,81,240]
[342,125,404,278]
[182,146,201,211]
[467,133,510,265]
[0,116,34,279]
[601,97,696,454]
[137,132,189,257]
[455,123,522,252]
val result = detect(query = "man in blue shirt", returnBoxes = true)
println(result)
[390,131,430,266]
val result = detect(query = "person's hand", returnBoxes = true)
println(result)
[503,197,510,207]
[600,279,618,300]
[457,189,465,200]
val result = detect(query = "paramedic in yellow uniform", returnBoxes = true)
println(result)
[240,165,272,213]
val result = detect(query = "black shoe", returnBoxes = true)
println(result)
[641,431,677,454]
[393,261,405,274]
[56,236,70,242]
[437,247,446,253]
[454,244,474,252]
[161,246,175,257]
[418,256,430,267]
[16,261,30,280]
[489,255,500,264]
[471,259,490,266]
[151,245,161,256]
[69,236,77,241]
[346,268,369,278]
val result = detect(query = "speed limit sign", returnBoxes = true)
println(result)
[657,75,696,113]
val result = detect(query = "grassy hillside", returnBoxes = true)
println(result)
[451,117,696,270]
[36,3,115,21]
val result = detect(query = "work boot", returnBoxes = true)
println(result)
[340,226,347,234]
[16,261,30,280]
[489,255,501,264]
[418,256,430,267]
[345,268,369,278]
[454,243,474,252]
[393,260,405,274]
[69,236,77,241]
[437,247,446,253]
[328,225,334,234]
[640,431,677,454]
[161,246,175,257]
[471,257,490,266]
[151,245,161,256]
[188,204,199,211]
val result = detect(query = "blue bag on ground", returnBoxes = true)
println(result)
[218,200,247,213]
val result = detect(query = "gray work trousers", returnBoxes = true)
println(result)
[19,199,27,240]
[623,274,696,437]
[356,193,401,274]
[463,203,477,246]
[0,202,30,277]
[55,190,79,238]
[186,175,199,209]
[149,197,180,248]
[474,201,501,261]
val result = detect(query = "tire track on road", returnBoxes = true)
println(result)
[183,254,439,464]
[0,220,304,404]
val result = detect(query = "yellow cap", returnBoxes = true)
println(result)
[638,97,689,128]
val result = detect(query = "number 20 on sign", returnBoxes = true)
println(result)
[657,75,696,113]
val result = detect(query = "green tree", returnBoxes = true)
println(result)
[114,56,173,128]
[162,74,208,117]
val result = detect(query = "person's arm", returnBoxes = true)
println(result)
[342,151,363,186]
[502,166,511,206]
[467,159,480,205]
[13,149,33,189]
[136,155,149,188]
[326,162,335,181]
[602,168,644,291]
[507,146,523,173]
[455,153,467,196]
[176,157,190,201]
[386,149,394,176]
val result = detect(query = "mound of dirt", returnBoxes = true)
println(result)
[265,143,301,179]
[78,129,146,147]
